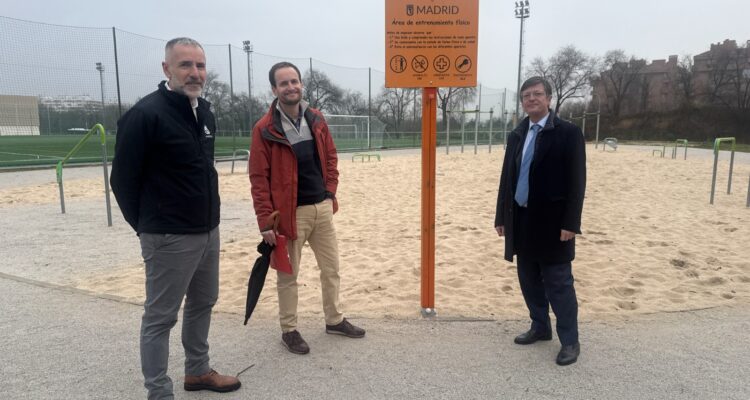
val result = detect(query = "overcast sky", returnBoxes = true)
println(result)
[2,0,749,93]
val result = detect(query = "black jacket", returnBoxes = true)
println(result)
[495,111,586,263]
[110,81,220,234]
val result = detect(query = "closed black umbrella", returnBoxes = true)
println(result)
[244,240,274,325]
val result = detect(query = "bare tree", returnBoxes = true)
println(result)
[638,75,651,113]
[202,71,233,130]
[437,87,476,130]
[202,71,230,107]
[559,100,587,122]
[595,50,646,119]
[334,90,368,115]
[233,93,267,131]
[303,69,343,113]
[698,42,750,111]
[527,45,598,114]
[376,87,416,133]
[411,89,421,128]
[725,43,750,110]
[672,55,696,108]
[704,45,734,108]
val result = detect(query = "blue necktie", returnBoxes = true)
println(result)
[515,124,541,207]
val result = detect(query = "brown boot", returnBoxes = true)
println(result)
[184,369,241,393]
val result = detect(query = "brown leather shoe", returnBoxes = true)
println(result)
[282,330,310,354]
[326,318,365,338]
[184,369,241,393]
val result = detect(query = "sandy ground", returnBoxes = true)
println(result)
[1,145,748,322]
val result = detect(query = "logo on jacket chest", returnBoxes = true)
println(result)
[204,125,213,138]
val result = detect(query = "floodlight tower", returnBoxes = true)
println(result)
[243,40,254,126]
[513,1,530,124]
[96,62,106,126]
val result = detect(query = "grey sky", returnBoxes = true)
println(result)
[2,0,749,93]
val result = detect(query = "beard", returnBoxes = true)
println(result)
[278,89,302,106]
[183,82,204,99]
[279,97,299,106]
[172,80,204,99]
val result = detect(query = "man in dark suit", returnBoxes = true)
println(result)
[495,76,586,366]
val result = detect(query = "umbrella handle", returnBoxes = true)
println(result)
[267,210,281,234]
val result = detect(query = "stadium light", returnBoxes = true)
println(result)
[243,40,254,126]
[513,0,530,125]
[95,62,105,128]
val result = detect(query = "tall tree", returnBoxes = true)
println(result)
[527,45,598,114]
[303,69,343,113]
[375,87,416,133]
[724,43,750,111]
[231,93,266,133]
[202,71,234,131]
[437,87,476,130]
[672,55,696,109]
[704,45,734,108]
[335,90,368,115]
[595,50,646,119]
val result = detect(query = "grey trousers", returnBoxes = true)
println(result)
[139,227,220,400]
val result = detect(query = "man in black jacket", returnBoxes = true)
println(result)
[495,76,586,366]
[110,37,240,399]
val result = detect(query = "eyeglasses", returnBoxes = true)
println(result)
[521,91,547,100]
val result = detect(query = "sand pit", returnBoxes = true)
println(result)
[2,146,748,321]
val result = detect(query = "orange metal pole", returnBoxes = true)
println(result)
[420,87,437,314]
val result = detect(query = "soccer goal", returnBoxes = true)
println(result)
[324,114,386,151]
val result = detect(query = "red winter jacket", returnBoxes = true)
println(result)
[249,100,339,239]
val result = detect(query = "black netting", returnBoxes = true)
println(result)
[0,16,513,166]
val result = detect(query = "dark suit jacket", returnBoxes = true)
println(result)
[495,111,586,263]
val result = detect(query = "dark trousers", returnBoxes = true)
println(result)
[516,256,578,345]
[515,207,578,345]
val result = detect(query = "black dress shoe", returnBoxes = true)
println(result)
[556,342,580,366]
[514,329,553,345]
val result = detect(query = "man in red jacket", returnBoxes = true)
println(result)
[249,62,365,355]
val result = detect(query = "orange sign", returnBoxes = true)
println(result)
[385,0,478,88]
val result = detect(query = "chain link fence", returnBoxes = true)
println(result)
[0,16,517,165]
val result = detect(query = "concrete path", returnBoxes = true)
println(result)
[2,276,748,400]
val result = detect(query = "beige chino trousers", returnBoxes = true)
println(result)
[277,199,344,332]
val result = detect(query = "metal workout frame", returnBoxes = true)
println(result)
[671,139,688,160]
[445,108,495,155]
[709,137,735,205]
[56,124,113,226]
[569,110,601,148]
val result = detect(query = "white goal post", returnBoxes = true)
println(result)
[324,114,371,149]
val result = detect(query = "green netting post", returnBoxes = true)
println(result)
[476,84,482,155]
[488,108,494,154]
[445,111,451,155]
[460,111,465,153]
